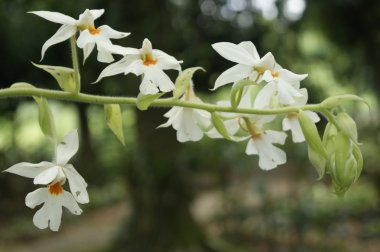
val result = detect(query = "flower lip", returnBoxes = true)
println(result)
[49,182,63,195]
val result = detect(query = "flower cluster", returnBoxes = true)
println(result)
[2,8,364,232]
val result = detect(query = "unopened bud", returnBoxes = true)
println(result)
[336,112,358,142]
[298,110,328,159]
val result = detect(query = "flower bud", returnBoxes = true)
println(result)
[322,122,337,156]
[330,131,360,197]
[336,112,358,142]
[308,147,326,179]
[298,110,328,159]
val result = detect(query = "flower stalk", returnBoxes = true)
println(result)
[70,36,81,94]
[0,86,323,115]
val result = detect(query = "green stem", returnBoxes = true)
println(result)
[70,36,81,94]
[0,87,323,115]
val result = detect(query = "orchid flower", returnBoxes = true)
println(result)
[4,130,88,230]
[30,9,129,62]
[95,38,182,95]
[211,41,275,90]
[254,63,308,108]
[4,130,89,204]
[158,84,210,142]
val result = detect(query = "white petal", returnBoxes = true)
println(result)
[256,52,275,69]
[4,161,55,178]
[254,82,277,109]
[46,197,62,231]
[279,69,308,84]
[257,139,286,170]
[176,110,203,142]
[94,55,138,83]
[25,188,49,208]
[238,41,260,61]
[64,164,89,204]
[145,67,175,93]
[89,9,104,20]
[213,64,252,90]
[96,42,115,63]
[282,117,291,131]
[288,118,305,143]
[304,111,320,123]
[29,11,77,25]
[56,129,79,166]
[139,77,159,95]
[141,38,153,55]
[98,25,130,39]
[62,191,83,215]
[157,107,182,128]
[98,42,138,56]
[245,139,258,155]
[82,42,95,64]
[262,70,274,82]
[77,29,94,48]
[32,200,50,230]
[33,166,60,185]
[212,42,256,65]
[41,24,77,61]
[265,130,287,145]
[77,9,95,27]
[126,59,145,75]
[277,81,304,105]
[154,50,182,71]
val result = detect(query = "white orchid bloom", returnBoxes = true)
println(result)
[282,89,320,143]
[4,130,89,204]
[95,38,182,95]
[75,10,130,63]
[254,64,308,108]
[30,9,129,62]
[211,41,275,90]
[158,85,210,142]
[245,129,287,170]
[26,186,82,231]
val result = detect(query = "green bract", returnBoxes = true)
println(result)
[104,104,125,146]
[32,63,77,93]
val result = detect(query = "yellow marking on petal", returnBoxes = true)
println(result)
[89,26,101,35]
[49,182,63,195]
[271,71,279,78]
[252,132,263,140]
[143,53,157,66]
[287,112,299,119]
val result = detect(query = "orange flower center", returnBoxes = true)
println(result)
[49,183,63,195]
[271,71,279,78]
[143,54,157,66]
[89,26,101,35]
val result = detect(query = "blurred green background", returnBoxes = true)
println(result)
[0,0,379,251]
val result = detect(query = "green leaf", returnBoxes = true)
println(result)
[32,62,76,92]
[10,82,36,89]
[104,104,125,146]
[298,110,328,159]
[321,94,370,110]
[211,112,232,140]
[173,67,205,99]
[136,93,164,110]
[34,97,56,141]
[230,79,255,108]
